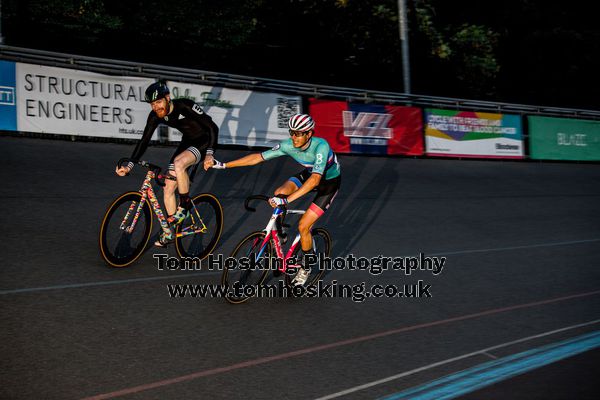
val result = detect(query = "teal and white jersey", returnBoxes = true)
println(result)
[261,137,341,180]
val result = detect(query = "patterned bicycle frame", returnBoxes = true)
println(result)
[119,169,208,239]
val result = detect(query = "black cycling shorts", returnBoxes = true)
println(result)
[168,140,208,171]
[288,169,341,216]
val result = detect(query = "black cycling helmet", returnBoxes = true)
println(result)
[144,81,170,103]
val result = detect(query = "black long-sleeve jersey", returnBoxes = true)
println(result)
[130,98,219,162]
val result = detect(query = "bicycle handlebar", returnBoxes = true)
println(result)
[244,195,270,212]
[117,158,176,187]
[244,195,295,229]
[118,158,159,171]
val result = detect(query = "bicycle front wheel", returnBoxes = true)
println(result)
[175,193,223,260]
[285,228,332,287]
[99,191,153,268]
[222,231,273,304]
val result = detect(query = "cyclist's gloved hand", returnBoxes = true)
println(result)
[211,159,227,170]
[269,197,288,208]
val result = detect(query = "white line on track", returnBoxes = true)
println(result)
[0,271,222,295]
[427,238,600,257]
[313,319,600,400]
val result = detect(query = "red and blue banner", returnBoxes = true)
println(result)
[309,98,424,155]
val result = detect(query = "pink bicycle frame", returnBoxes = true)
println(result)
[254,207,309,274]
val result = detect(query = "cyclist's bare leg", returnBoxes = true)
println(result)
[173,150,197,195]
[298,208,320,252]
[164,172,178,216]
[157,174,178,245]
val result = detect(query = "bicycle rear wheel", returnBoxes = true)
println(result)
[175,193,223,260]
[99,191,153,267]
[222,231,273,304]
[285,228,332,287]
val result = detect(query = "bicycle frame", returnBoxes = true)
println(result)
[119,169,209,239]
[253,206,310,274]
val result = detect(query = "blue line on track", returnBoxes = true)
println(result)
[378,330,600,400]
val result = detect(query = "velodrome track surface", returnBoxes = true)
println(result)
[1,135,599,399]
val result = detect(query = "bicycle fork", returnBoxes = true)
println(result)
[120,191,157,234]
[121,198,140,233]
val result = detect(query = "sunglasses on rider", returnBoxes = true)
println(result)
[289,129,310,137]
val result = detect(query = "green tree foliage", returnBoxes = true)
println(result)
[413,0,500,97]
[450,24,500,96]
[249,0,501,97]
[117,0,262,49]
[30,0,122,32]
[2,0,262,53]
[1,0,597,108]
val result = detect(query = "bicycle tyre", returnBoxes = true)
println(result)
[285,228,332,287]
[175,193,223,260]
[99,191,153,268]
[222,231,273,304]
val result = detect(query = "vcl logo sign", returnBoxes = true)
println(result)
[0,86,15,106]
[342,111,393,139]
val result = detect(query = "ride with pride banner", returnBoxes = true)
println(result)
[425,108,524,158]
[308,98,424,155]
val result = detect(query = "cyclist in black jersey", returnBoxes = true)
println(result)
[115,81,219,246]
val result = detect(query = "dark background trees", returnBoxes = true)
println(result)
[2,0,598,109]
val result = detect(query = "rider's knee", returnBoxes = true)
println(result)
[173,158,187,172]
[298,218,313,234]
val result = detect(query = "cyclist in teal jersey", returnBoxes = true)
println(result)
[211,114,341,285]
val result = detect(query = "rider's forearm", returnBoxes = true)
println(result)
[287,174,321,203]
[225,153,264,168]
[129,114,159,166]
[205,120,218,156]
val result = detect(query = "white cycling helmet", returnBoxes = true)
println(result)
[288,113,315,132]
